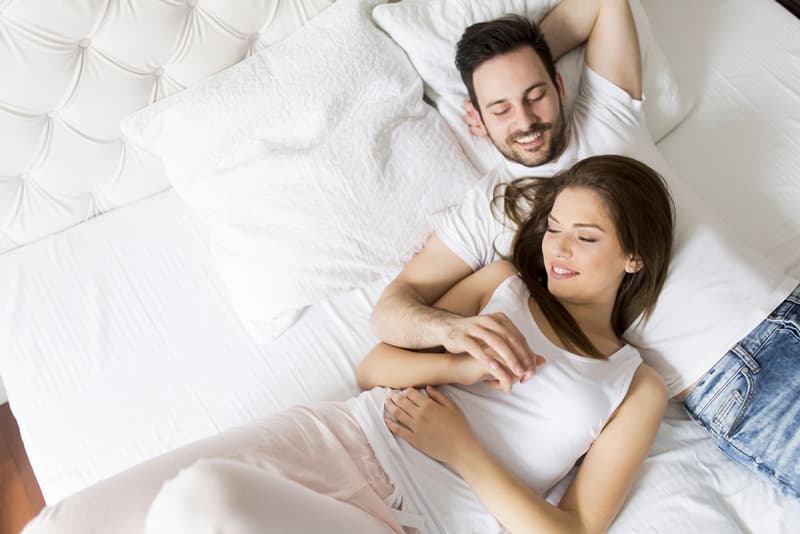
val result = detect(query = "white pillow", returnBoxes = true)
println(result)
[122,0,481,341]
[373,0,694,174]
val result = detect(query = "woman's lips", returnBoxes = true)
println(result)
[549,263,579,280]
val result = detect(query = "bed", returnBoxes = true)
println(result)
[1,0,799,532]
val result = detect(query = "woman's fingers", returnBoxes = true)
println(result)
[404,387,428,405]
[385,396,414,426]
[425,386,454,408]
[384,417,413,441]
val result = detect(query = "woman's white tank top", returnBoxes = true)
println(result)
[349,274,642,533]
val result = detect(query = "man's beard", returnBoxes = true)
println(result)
[493,106,568,168]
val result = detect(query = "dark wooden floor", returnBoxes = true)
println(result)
[0,403,44,534]
[777,0,800,18]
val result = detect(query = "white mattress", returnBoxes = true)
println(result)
[0,188,389,503]
[0,0,799,531]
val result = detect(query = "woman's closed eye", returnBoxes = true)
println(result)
[546,227,596,243]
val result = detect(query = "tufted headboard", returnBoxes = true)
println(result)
[0,0,335,255]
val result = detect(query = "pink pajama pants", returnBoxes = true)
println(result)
[22,402,412,534]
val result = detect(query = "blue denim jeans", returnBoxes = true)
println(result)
[683,283,800,499]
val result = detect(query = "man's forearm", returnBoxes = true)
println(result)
[370,283,461,349]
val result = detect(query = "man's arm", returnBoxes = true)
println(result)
[540,0,642,99]
[371,238,539,379]
[462,0,642,135]
[361,261,528,392]
[370,234,472,349]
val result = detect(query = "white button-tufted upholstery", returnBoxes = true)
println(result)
[0,0,335,254]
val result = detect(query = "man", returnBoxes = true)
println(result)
[370,0,800,498]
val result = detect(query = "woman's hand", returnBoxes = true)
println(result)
[384,386,482,467]
[450,352,520,393]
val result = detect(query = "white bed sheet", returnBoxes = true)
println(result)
[643,0,800,278]
[5,191,800,534]
[0,0,799,531]
[0,188,388,503]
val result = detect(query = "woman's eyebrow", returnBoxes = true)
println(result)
[548,214,606,232]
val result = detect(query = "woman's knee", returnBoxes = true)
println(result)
[145,459,246,534]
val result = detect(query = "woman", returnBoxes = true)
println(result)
[351,154,674,533]
[23,155,674,534]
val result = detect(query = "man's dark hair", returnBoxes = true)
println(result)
[455,15,557,112]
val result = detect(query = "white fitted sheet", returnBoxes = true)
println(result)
[643,0,800,278]
[0,0,799,531]
[0,189,388,503]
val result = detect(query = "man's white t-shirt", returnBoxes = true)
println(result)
[432,66,798,397]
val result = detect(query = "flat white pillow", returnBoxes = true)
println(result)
[373,0,694,174]
[122,0,481,341]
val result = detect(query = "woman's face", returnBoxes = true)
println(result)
[542,187,640,306]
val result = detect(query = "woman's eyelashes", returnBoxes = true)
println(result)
[545,227,597,243]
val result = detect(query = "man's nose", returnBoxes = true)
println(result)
[511,104,538,132]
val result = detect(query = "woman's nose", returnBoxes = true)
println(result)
[552,234,572,258]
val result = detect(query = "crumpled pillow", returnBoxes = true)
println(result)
[122,0,481,341]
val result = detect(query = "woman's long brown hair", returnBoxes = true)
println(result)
[493,155,675,358]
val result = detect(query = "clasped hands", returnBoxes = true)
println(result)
[385,311,545,465]
[444,311,545,393]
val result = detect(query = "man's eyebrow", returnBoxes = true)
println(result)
[548,214,606,232]
[485,82,548,108]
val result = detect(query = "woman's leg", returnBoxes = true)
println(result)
[145,458,393,534]
[683,285,800,499]
[22,403,403,534]
[21,423,279,534]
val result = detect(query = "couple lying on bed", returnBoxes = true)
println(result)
[25,1,800,533]
[26,157,673,534]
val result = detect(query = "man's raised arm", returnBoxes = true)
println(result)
[540,0,642,99]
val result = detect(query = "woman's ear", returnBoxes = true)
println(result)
[625,256,644,274]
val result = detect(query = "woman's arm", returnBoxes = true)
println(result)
[554,365,666,533]
[358,261,532,392]
[386,365,667,534]
[356,344,469,390]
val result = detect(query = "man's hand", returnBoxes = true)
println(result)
[443,312,545,382]
[463,98,488,137]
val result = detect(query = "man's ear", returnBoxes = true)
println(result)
[555,71,566,105]
[625,255,644,274]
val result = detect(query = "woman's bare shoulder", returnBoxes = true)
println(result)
[473,261,519,310]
